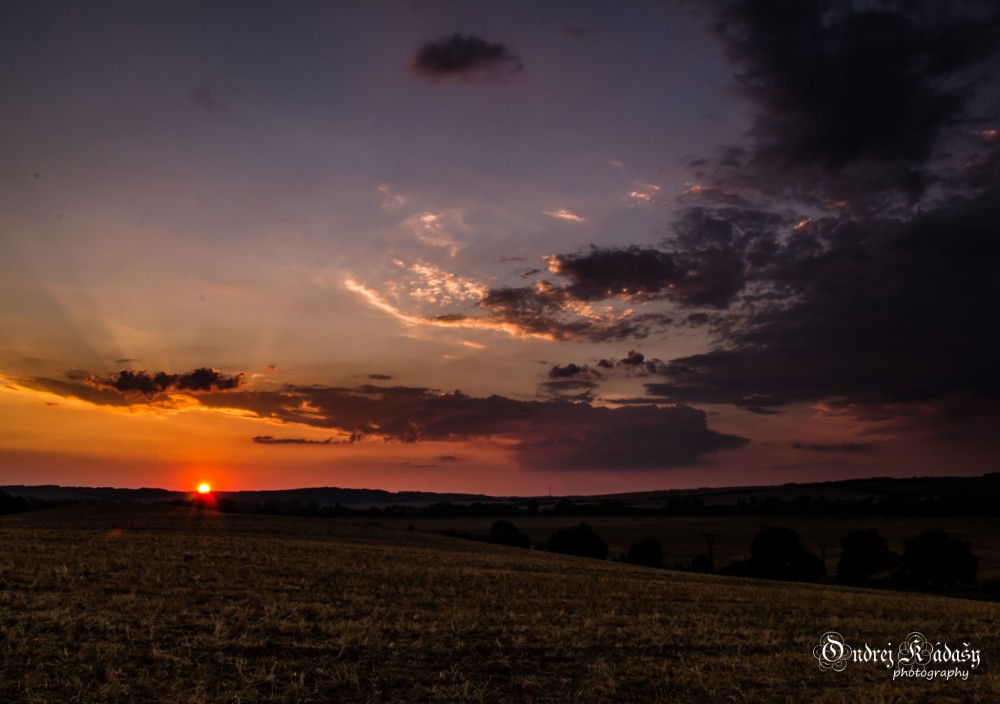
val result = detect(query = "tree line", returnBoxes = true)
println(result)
[446,519,981,593]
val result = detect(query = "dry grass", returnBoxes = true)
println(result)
[1,505,998,703]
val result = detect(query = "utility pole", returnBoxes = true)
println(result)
[702,533,719,573]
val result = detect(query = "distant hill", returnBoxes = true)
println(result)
[3,473,997,514]
[577,473,1000,508]
[0,484,493,507]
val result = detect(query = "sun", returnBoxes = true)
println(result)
[197,483,212,494]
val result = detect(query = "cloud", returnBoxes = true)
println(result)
[355,1,1000,446]
[545,242,750,308]
[368,374,393,381]
[531,2,995,439]
[405,212,464,257]
[473,285,672,341]
[406,262,486,305]
[209,383,747,469]
[252,435,345,446]
[537,379,598,401]
[594,350,669,377]
[701,0,1000,203]
[544,209,587,223]
[548,363,602,380]
[413,34,523,81]
[546,246,680,301]
[26,372,746,471]
[792,442,876,453]
[643,186,1000,410]
[377,184,407,210]
[87,368,244,397]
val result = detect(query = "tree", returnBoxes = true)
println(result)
[0,490,31,515]
[837,529,896,583]
[895,529,978,589]
[546,522,609,560]
[487,520,531,548]
[620,536,664,568]
[746,525,823,581]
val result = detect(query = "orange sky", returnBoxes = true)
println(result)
[2,2,998,494]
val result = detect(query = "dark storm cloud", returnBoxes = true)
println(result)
[481,0,1000,433]
[646,186,1000,408]
[567,1,997,426]
[593,351,669,377]
[413,34,523,81]
[549,246,680,301]
[705,0,1000,200]
[548,363,601,380]
[548,244,749,308]
[87,368,245,397]
[200,384,748,470]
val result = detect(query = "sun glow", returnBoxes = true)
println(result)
[197,483,211,494]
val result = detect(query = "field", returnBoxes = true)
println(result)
[1,506,998,703]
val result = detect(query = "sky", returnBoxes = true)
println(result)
[1,0,999,495]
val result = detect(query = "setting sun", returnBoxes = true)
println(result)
[197,483,211,494]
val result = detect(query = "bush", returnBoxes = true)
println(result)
[546,522,609,560]
[746,526,823,581]
[837,529,895,583]
[620,536,664,568]
[486,520,531,549]
[0,490,31,515]
[894,529,978,589]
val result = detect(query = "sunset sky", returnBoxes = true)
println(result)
[2,1,998,495]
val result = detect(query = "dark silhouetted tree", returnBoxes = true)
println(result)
[546,522,609,560]
[487,520,531,548]
[837,529,896,584]
[746,526,823,581]
[0,490,31,515]
[620,536,664,568]
[895,529,978,589]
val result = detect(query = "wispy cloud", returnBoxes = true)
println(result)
[377,184,407,210]
[544,209,586,223]
[406,211,463,257]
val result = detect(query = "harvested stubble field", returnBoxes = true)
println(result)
[1,505,997,703]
